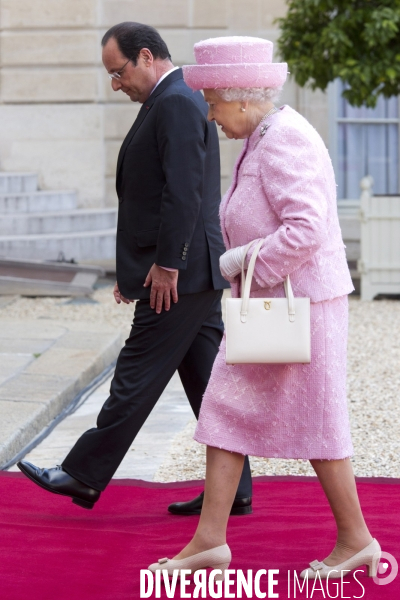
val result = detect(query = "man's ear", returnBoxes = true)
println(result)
[140,48,154,66]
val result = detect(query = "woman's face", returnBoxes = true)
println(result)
[203,89,249,139]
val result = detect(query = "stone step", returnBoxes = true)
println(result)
[0,258,105,297]
[0,319,124,469]
[0,229,116,262]
[0,190,77,213]
[0,208,117,235]
[0,173,38,194]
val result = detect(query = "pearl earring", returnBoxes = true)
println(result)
[240,107,246,112]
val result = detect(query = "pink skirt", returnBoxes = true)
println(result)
[195,295,353,459]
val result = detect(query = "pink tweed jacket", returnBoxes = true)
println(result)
[221,105,354,302]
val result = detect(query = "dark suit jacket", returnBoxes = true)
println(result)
[115,68,229,299]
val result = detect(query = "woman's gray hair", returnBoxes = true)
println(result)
[215,87,282,104]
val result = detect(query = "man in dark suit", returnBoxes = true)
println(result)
[18,22,252,514]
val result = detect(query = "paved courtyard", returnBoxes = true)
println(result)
[2,285,400,481]
[7,372,192,480]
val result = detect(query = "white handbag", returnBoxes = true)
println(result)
[225,239,311,364]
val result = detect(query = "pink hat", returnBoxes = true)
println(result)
[183,36,287,90]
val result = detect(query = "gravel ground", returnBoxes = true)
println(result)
[1,284,135,336]
[2,289,400,480]
[155,295,400,481]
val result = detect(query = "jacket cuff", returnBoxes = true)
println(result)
[158,266,179,272]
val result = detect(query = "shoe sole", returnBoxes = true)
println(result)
[17,462,96,510]
[231,505,253,516]
[168,505,253,516]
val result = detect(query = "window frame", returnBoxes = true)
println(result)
[328,79,400,201]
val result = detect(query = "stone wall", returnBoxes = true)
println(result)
[0,0,329,208]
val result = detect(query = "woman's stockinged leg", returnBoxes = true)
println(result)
[173,446,245,560]
[310,457,373,565]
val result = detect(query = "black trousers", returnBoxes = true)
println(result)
[62,289,252,496]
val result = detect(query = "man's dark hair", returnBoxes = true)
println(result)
[102,22,171,64]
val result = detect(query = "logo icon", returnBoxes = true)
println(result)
[373,552,398,586]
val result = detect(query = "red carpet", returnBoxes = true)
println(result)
[0,472,398,600]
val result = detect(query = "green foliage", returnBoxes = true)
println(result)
[275,0,400,107]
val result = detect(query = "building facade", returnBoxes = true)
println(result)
[1,1,398,231]
[0,0,332,209]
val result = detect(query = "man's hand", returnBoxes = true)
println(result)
[113,282,134,305]
[143,264,179,314]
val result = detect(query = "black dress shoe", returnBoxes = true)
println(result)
[168,491,252,516]
[17,461,100,509]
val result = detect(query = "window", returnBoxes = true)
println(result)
[329,80,400,200]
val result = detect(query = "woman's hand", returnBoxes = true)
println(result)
[219,246,246,281]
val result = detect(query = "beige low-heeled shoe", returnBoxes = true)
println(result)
[300,538,381,579]
[148,543,231,580]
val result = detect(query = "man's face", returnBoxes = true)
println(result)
[102,37,156,103]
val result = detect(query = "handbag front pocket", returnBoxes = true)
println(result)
[225,239,311,365]
[225,296,310,364]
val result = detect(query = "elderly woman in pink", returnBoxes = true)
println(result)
[149,36,380,579]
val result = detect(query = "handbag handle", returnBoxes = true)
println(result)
[240,240,295,323]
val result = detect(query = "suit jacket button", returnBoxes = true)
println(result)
[182,257,186,261]
[183,251,187,255]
